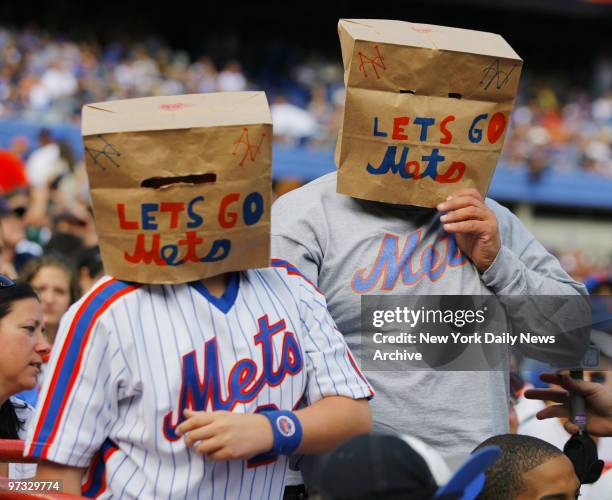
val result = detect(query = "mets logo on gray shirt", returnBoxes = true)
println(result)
[351,230,468,293]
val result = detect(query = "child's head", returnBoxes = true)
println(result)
[474,434,579,500]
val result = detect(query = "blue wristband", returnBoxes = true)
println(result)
[261,410,303,455]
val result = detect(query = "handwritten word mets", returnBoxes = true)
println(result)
[367,146,465,183]
[367,112,508,183]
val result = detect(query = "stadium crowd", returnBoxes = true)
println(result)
[0,23,612,499]
[0,24,610,310]
[1,26,611,176]
[0,23,610,326]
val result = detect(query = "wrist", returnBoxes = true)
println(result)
[253,413,275,454]
[260,410,303,455]
[476,239,502,274]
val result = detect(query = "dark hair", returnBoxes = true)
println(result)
[19,255,81,305]
[473,434,563,499]
[38,128,52,143]
[0,280,40,321]
[0,281,39,438]
[0,398,28,439]
[45,232,85,261]
[77,246,104,280]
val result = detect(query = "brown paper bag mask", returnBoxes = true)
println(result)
[82,92,272,284]
[335,19,523,207]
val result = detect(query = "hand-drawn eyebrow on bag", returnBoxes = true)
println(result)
[232,128,266,166]
[480,59,518,91]
[85,134,121,171]
[358,45,386,79]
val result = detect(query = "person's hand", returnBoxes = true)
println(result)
[524,373,612,437]
[437,188,501,273]
[176,409,274,460]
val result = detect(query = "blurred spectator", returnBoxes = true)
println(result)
[9,135,29,160]
[0,137,29,194]
[508,371,525,434]
[19,255,80,344]
[217,61,247,92]
[0,220,7,278]
[189,56,218,93]
[0,152,28,195]
[48,141,88,214]
[76,245,104,294]
[501,87,612,179]
[44,231,85,262]
[24,129,62,228]
[50,203,98,248]
[34,61,78,107]
[0,197,42,277]
[25,129,61,189]
[271,96,318,144]
[307,85,337,148]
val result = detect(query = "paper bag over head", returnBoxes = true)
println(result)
[82,92,272,284]
[335,19,523,207]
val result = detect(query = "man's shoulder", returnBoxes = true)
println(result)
[247,261,320,295]
[273,172,338,211]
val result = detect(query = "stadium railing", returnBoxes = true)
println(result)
[0,439,86,499]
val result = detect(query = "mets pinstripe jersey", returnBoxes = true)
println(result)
[24,260,373,499]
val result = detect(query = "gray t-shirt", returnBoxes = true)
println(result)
[271,172,586,466]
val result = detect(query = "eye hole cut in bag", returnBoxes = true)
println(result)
[141,173,217,189]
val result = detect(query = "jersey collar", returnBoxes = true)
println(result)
[189,272,240,314]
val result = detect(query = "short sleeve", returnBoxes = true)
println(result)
[271,183,328,287]
[295,277,374,404]
[24,298,120,467]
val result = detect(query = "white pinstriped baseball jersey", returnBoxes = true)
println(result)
[25,259,373,499]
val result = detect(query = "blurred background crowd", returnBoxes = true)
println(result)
[0,25,611,174]
[0,0,611,493]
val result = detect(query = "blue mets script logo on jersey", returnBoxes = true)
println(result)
[351,230,468,293]
[163,315,303,441]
